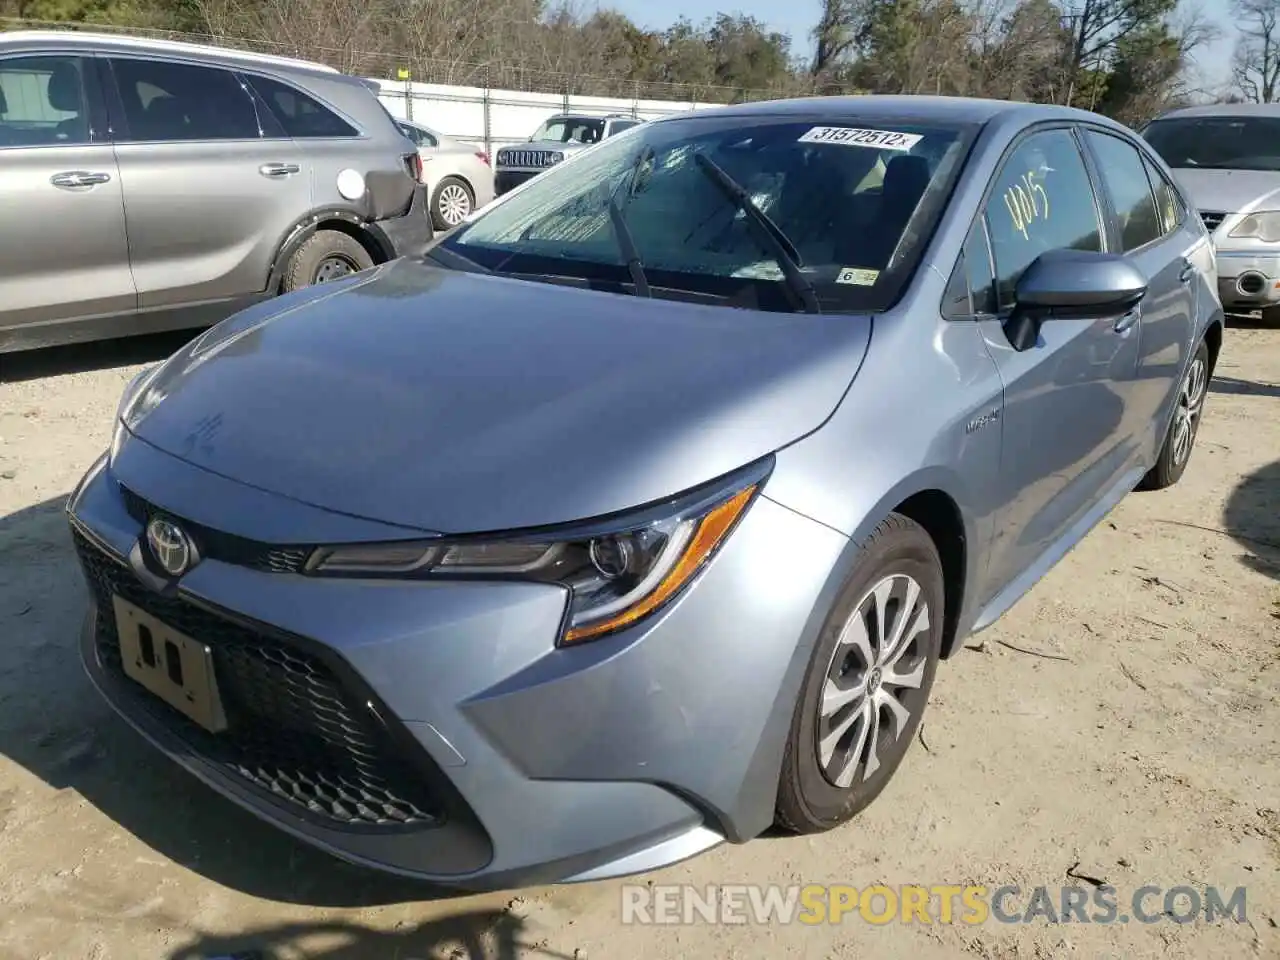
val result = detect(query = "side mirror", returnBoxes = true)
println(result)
[1005,249,1148,351]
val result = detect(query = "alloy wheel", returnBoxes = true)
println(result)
[438,183,472,226]
[816,574,930,788]
[1171,352,1207,467]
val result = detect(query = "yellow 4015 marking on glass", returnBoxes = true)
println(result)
[1004,170,1050,241]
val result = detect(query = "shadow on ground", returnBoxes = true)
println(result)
[166,912,576,960]
[1211,375,1280,400]
[1223,459,1280,582]
[1223,311,1276,331]
[0,330,194,383]
[0,495,457,908]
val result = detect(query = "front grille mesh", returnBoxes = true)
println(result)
[499,149,559,168]
[121,485,309,574]
[74,528,443,829]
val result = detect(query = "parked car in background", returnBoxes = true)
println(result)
[395,117,495,230]
[0,30,431,355]
[70,94,1221,891]
[1141,103,1280,323]
[493,112,644,195]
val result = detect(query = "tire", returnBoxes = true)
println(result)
[1261,305,1280,327]
[1137,338,1209,491]
[431,176,474,230]
[282,229,374,293]
[775,513,945,834]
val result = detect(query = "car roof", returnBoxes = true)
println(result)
[1150,101,1280,121]
[0,30,341,79]
[660,94,1112,128]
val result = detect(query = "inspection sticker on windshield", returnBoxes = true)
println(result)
[836,267,880,286]
[798,126,922,151]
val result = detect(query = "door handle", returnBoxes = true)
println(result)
[50,170,111,189]
[1114,307,1140,334]
[1178,260,1196,284]
[259,162,301,178]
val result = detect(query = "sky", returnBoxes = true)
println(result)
[607,0,1240,96]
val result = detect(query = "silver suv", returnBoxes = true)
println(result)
[494,113,643,195]
[0,31,432,354]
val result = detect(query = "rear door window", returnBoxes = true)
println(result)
[110,58,261,142]
[1083,129,1164,252]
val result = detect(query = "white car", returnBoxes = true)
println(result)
[396,118,496,229]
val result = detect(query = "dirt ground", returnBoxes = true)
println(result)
[0,320,1276,960]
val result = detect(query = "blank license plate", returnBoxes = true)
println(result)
[113,595,228,733]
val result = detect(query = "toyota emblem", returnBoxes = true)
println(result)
[146,517,193,577]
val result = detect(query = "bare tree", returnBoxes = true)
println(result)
[1233,0,1280,102]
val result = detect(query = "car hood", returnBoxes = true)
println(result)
[127,259,871,535]
[1170,167,1280,214]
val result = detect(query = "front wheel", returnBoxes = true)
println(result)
[1138,338,1209,491]
[774,513,944,834]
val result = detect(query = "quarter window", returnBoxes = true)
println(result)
[111,58,261,142]
[1083,130,1164,252]
[0,55,92,147]
[250,74,359,138]
[1142,154,1183,235]
[984,129,1103,310]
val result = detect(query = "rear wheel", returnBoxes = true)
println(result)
[431,176,474,230]
[282,229,374,293]
[775,513,944,834]
[1138,338,1209,491]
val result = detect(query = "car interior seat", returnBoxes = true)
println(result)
[46,62,88,143]
[856,154,931,268]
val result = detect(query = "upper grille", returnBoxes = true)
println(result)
[74,528,444,830]
[499,149,560,168]
[121,485,310,574]
[1200,210,1228,233]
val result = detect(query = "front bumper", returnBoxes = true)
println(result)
[494,169,543,196]
[67,438,847,889]
[1212,249,1280,311]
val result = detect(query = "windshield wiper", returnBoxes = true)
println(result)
[607,198,651,298]
[693,152,820,314]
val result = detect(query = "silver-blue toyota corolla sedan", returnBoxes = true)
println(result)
[68,95,1222,891]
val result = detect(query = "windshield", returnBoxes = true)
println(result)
[1142,116,1280,171]
[440,114,975,313]
[531,117,606,144]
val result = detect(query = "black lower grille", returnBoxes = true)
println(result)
[73,528,444,830]
[1200,210,1227,233]
[495,169,540,195]
[120,485,310,574]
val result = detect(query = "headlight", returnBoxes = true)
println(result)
[306,461,769,645]
[1229,211,1280,242]
[550,151,565,165]
[110,364,163,463]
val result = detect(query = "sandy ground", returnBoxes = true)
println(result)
[0,321,1277,960]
